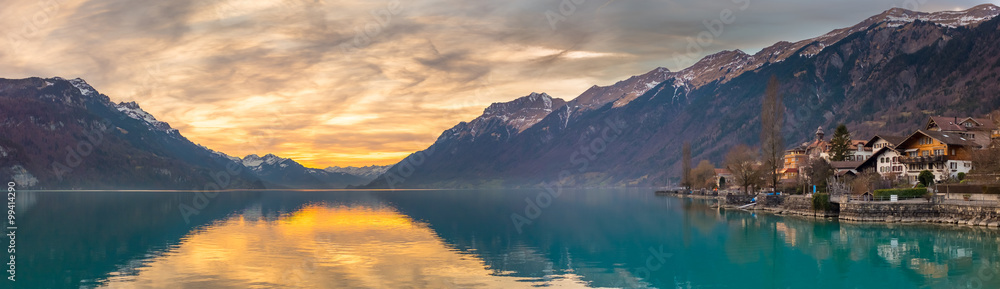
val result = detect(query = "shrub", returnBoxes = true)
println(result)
[957,172,966,181]
[812,193,831,211]
[918,170,935,187]
[873,188,928,198]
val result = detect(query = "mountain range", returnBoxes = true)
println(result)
[364,4,1000,188]
[4,5,1000,189]
[0,78,383,189]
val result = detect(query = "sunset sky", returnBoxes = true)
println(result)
[2,0,995,168]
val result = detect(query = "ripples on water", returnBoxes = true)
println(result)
[15,190,1000,288]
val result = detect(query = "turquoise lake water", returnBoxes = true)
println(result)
[12,189,1000,288]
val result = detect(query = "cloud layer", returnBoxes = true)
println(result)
[1,0,994,167]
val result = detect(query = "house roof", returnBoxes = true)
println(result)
[785,145,808,152]
[835,170,857,177]
[906,130,982,147]
[829,161,863,170]
[927,116,998,132]
[965,117,998,130]
[863,135,908,148]
[856,147,895,171]
[714,168,732,175]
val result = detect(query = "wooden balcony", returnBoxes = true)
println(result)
[898,155,946,164]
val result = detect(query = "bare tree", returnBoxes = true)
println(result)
[761,75,785,192]
[725,144,762,194]
[803,157,834,192]
[691,160,717,189]
[681,142,692,189]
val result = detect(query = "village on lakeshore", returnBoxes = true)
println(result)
[665,80,1000,225]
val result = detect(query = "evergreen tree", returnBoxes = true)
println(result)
[828,124,852,161]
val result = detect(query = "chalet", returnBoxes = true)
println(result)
[855,135,907,178]
[844,140,872,162]
[895,130,980,184]
[925,116,997,148]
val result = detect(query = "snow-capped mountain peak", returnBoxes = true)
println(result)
[569,66,674,111]
[241,154,290,170]
[480,92,567,133]
[877,4,999,28]
[114,101,177,134]
[66,77,97,96]
[324,165,390,179]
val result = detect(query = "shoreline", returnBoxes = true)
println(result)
[655,190,1000,228]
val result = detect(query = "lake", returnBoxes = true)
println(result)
[13,189,1000,288]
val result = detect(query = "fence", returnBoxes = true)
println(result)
[843,194,933,203]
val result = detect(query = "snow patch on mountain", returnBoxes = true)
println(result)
[481,92,566,133]
[67,78,96,96]
[324,165,390,179]
[114,101,178,134]
[881,5,999,28]
[241,154,289,171]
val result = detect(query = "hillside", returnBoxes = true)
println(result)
[365,4,1000,188]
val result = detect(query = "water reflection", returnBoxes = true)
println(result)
[15,190,1000,289]
[96,203,603,289]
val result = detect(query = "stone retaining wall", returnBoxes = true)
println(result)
[839,202,938,222]
[759,195,837,217]
[840,201,1000,227]
[936,204,1000,226]
[724,194,755,206]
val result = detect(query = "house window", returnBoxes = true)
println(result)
[910,152,918,157]
[951,149,956,155]
[965,122,973,128]
[922,150,929,156]
[892,157,897,162]
[951,162,957,169]
[934,149,944,156]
